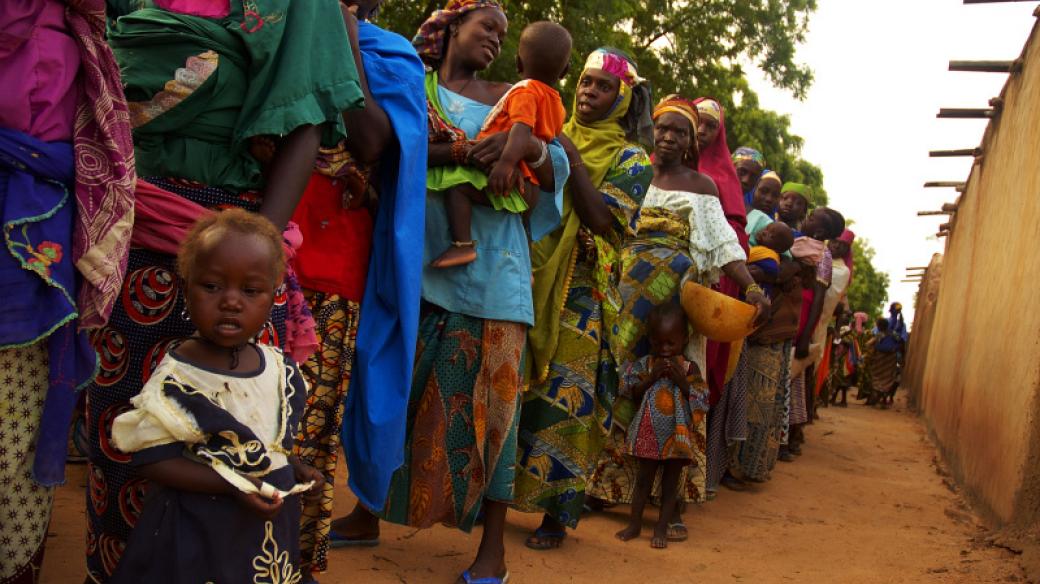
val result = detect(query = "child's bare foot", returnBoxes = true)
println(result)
[651,524,669,549]
[615,524,641,542]
[432,244,477,268]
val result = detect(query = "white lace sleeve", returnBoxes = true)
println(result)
[685,194,746,284]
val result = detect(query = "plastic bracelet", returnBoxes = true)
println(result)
[259,482,279,499]
[528,141,549,169]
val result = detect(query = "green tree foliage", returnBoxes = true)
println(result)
[845,238,890,319]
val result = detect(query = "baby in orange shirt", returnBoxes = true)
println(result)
[431,20,572,268]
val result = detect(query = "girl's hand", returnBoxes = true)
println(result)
[291,460,326,504]
[235,490,284,520]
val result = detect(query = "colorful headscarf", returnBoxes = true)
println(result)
[692,97,747,249]
[695,98,722,122]
[759,170,782,186]
[652,94,700,164]
[733,146,766,167]
[412,0,503,67]
[853,311,869,334]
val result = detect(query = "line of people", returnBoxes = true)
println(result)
[0,1,869,583]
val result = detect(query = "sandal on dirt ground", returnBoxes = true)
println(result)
[666,521,688,542]
[461,570,510,584]
[329,529,379,548]
[525,528,567,550]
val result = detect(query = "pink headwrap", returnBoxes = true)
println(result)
[854,311,869,334]
[693,97,748,251]
[837,228,855,277]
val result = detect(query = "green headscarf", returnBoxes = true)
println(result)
[781,182,814,199]
[528,49,645,383]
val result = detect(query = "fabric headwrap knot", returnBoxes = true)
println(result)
[583,48,645,87]
[412,0,504,66]
[732,146,766,167]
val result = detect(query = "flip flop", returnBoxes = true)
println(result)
[328,530,379,548]
[666,521,688,542]
[525,528,567,550]
[461,570,510,584]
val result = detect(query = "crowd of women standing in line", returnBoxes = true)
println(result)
[0,0,888,583]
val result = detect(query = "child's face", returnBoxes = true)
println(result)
[649,316,688,358]
[777,191,807,224]
[758,222,793,254]
[185,231,279,348]
[752,179,781,214]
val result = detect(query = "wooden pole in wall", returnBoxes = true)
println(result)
[924,181,967,191]
[949,60,1021,73]
[937,108,995,118]
[963,0,1034,4]
[929,148,982,157]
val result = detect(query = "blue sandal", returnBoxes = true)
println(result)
[460,570,510,584]
[328,529,379,548]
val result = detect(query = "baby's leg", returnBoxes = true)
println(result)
[616,458,659,542]
[653,461,685,549]
[432,186,478,268]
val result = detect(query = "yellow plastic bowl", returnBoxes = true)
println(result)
[680,281,758,342]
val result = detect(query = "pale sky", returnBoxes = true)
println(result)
[744,0,1036,324]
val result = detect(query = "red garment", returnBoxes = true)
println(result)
[130,179,210,254]
[693,97,748,405]
[291,172,374,301]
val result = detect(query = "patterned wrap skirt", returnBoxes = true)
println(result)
[0,343,52,584]
[379,307,526,533]
[732,342,786,481]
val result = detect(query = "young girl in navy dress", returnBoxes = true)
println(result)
[615,303,707,549]
[109,209,324,583]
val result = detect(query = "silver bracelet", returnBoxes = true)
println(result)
[528,140,549,169]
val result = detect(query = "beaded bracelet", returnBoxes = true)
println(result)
[451,140,469,164]
[745,283,765,296]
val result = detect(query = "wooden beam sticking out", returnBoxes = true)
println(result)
[901,279,924,283]
[937,108,994,119]
[941,202,959,213]
[917,211,952,216]
[949,60,1019,73]
[906,267,928,272]
[964,0,1034,4]
[929,148,982,157]
[924,181,967,191]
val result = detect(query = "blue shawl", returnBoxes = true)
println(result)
[0,127,98,486]
[341,21,428,512]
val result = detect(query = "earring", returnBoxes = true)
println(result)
[181,305,191,321]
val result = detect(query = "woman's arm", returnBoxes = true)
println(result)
[259,124,322,231]
[722,260,770,326]
[556,135,614,236]
[340,6,391,163]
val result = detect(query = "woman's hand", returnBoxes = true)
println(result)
[234,490,284,520]
[468,132,508,171]
[746,289,771,327]
[290,456,327,504]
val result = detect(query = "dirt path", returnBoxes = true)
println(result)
[41,395,1026,583]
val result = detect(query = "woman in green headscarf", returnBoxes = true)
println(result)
[514,47,653,550]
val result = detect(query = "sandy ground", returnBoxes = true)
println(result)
[41,394,1027,583]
